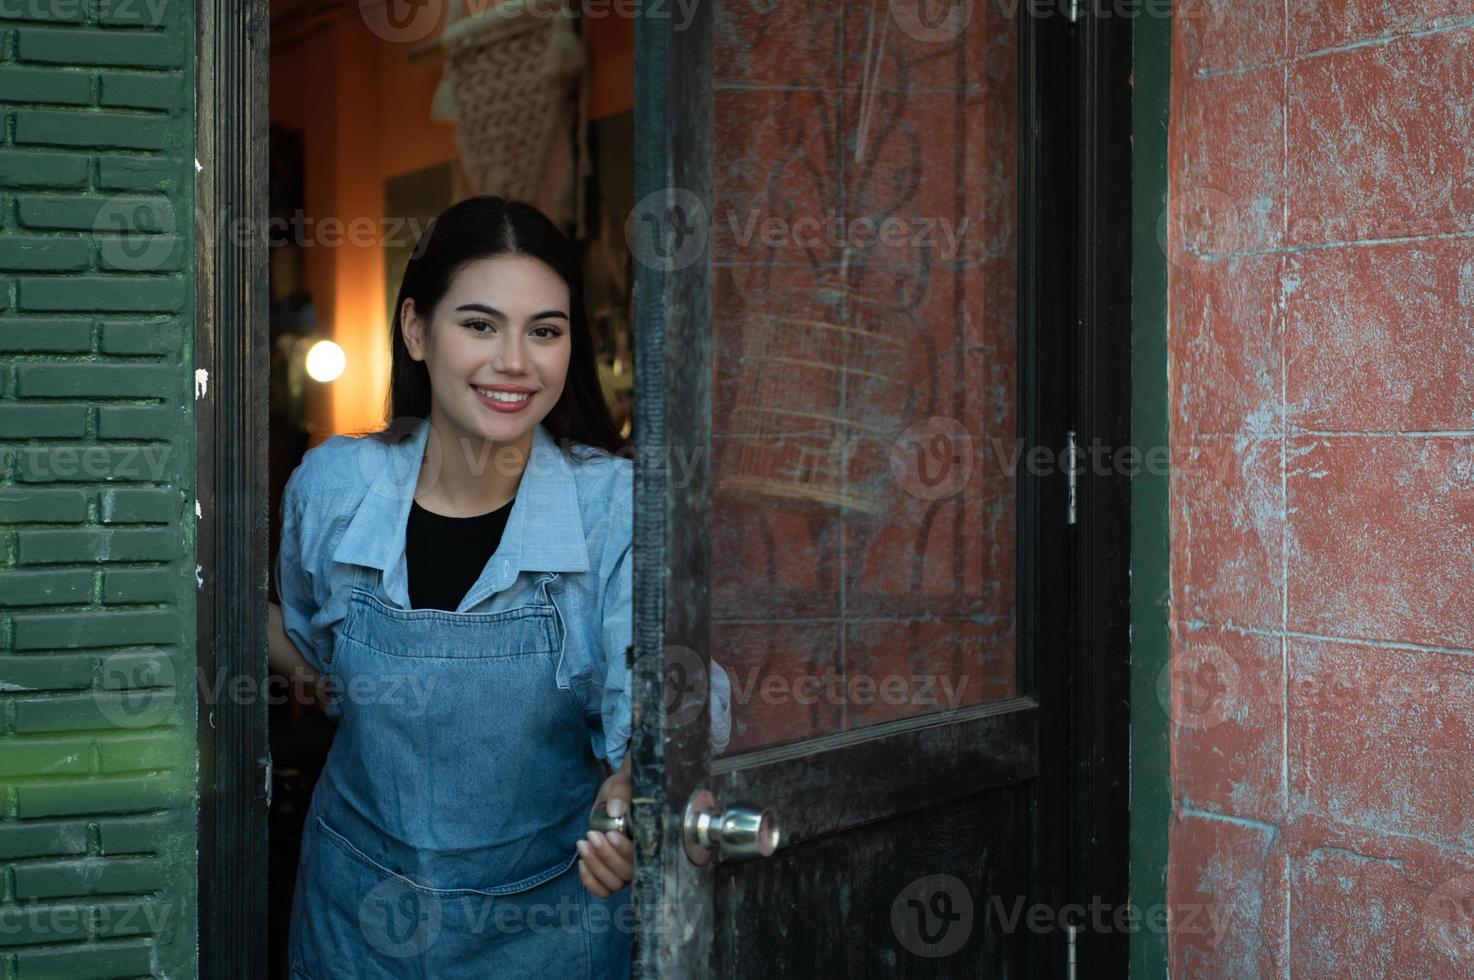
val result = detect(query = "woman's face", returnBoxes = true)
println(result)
[401,254,572,448]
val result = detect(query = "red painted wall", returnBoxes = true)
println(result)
[1166,4,1474,975]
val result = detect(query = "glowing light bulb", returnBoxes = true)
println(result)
[305,340,345,383]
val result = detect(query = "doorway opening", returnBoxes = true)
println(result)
[261,3,637,975]
[197,2,1134,976]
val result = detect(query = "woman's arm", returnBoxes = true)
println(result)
[268,600,325,703]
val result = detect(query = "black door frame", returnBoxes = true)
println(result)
[1035,6,1136,977]
[196,0,272,975]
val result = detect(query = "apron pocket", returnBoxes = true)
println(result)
[316,813,579,896]
[302,813,596,978]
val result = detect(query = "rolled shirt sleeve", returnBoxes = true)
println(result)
[595,525,734,772]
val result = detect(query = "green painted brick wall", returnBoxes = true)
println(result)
[0,0,198,977]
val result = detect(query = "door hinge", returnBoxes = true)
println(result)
[1066,430,1078,526]
[1066,923,1078,978]
[1065,0,1082,23]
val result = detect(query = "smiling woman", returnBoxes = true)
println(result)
[397,253,575,515]
[268,196,733,979]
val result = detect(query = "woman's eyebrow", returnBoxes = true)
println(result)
[454,302,569,321]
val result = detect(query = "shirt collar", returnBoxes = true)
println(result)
[333,419,591,608]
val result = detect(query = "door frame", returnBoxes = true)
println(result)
[195,0,272,975]
[195,0,1137,975]
[1065,7,1136,975]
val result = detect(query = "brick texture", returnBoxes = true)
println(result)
[0,1,197,975]
[1168,8,1474,978]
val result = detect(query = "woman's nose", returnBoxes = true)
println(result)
[493,336,527,374]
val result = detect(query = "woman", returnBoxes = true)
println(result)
[268,195,730,978]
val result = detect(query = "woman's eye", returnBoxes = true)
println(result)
[465,319,495,334]
[532,325,564,339]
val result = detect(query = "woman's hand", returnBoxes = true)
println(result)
[578,751,634,898]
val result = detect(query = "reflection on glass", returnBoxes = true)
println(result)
[710,1,1019,754]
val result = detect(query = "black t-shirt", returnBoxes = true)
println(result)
[405,498,515,611]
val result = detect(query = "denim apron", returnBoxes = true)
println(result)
[288,563,631,979]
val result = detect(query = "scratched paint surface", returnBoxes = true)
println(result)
[1168,3,1474,976]
[708,1,1019,753]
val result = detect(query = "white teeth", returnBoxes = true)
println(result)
[475,387,531,403]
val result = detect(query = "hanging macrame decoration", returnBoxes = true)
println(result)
[432,0,584,228]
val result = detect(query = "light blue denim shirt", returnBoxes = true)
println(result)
[276,417,730,770]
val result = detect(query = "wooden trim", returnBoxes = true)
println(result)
[1022,10,1136,975]
[1128,7,1175,978]
[1071,10,1136,975]
[713,699,1039,850]
[630,3,715,977]
[195,0,272,975]
[1024,10,1080,974]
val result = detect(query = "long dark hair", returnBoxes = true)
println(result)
[383,195,628,458]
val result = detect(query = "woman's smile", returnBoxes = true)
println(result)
[471,383,538,413]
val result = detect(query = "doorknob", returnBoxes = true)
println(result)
[588,788,782,864]
[682,787,781,865]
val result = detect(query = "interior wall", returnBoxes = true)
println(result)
[270,4,455,439]
[1165,4,1474,976]
[269,6,634,442]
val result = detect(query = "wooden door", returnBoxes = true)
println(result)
[628,1,1132,976]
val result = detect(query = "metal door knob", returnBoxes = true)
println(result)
[589,789,783,865]
[589,804,629,837]
[682,787,781,865]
